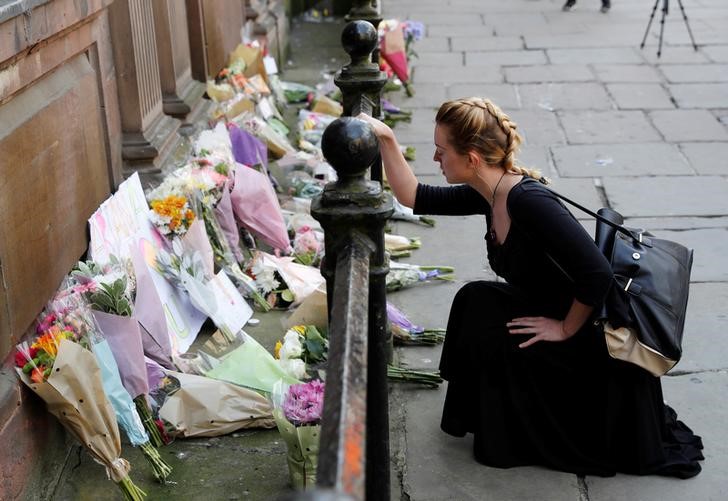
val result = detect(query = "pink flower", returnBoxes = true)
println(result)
[294,229,320,255]
[283,380,325,426]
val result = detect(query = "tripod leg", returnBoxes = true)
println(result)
[676,0,699,51]
[657,0,668,58]
[640,0,661,49]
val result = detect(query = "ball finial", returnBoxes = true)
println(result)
[341,20,377,65]
[321,117,379,179]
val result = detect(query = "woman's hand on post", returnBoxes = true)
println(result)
[356,113,394,141]
[507,316,573,348]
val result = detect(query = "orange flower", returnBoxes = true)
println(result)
[30,367,46,384]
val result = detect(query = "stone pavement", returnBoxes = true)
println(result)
[383,0,728,500]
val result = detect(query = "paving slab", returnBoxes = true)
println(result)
[465,49,548,67]
[401,382,582,501]
[559,110,662,144]
[702,45,728,63]
[452,36,525,52]
[679,282,728,374]
[601,176,728,217]
[524,33,639,50]
[639,46,711,65]
[552,143,693,177]
[586,371,728,501]
[392,108,438,143]
[547,47,645,64]
[414,36,450,53]
[667,83,728,108]
[427,24,495,38]
[623,216,728,231]
[678,142,728,175]
[607,83,675,110]
[649,109,728,142]
[518,82,613,110]
[509,110,566,146]
[504,64,595,83]
[548,178,604,220]
[591,64,664,83]
[404,142,438,176]
[413,64,504,84]
[518,145,556,178]
[386,83,447,110]
[448,83,520,109]
[414,51,464,67]
[658,228,728,283]
[659,64,728,83]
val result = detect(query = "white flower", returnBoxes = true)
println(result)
[250,259,280,294]
[279,358,307,380]
[279,335,303,360]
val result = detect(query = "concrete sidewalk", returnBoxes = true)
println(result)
[385,0,728,500]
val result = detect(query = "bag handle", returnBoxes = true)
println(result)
[531,179,648,245]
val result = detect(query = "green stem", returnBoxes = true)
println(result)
[139,441,172,483]
[134,396,164,448]
[118,476,146,501]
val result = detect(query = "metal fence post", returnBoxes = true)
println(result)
[311,116,393,499]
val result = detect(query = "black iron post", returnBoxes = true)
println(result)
[311,115,393,500]
[345,1,382,65]
[335,20,387,182]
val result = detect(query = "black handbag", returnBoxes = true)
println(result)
[545,187,693,376]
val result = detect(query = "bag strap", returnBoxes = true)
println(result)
[529,179,647,245]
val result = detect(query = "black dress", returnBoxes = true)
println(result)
[413,178,704,478]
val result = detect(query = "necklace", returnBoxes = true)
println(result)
[491,170,507,205]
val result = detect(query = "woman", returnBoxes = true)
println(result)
[358,97,703,478]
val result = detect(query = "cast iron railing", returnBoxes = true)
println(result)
[281,15,392,501]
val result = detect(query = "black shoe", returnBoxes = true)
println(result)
[562,0,577,11]
[601,0,611,12]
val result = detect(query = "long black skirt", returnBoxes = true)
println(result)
[439,281,704,478]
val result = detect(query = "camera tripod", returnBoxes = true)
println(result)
[640,0,698,58]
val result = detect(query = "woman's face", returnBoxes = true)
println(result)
[433,124,471,184]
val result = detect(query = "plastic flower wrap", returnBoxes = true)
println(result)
[386,262,454,292]
[387,302,445,346]
[392,197,435,226]
[292,226,324,267]
[272,380,325,490]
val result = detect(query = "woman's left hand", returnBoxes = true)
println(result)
[507,316,573,348]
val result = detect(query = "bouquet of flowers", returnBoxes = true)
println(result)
[245,251,325,310]
[272,380,325,490]
[53,290,172,482]
[391,198,435,227]
[274,325,329,379]
[387,302,445,346]
[73,260,166,449]
[386,262,454,292]
[385,233,421,259]
[291,225,324,267]
[15,311,146,499]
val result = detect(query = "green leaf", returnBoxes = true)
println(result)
[281,289,295,303]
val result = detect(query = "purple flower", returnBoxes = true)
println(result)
[386,302,424,335]
[403,21,425,41]
[283,380,325,426]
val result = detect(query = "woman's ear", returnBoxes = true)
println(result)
[467,150,481,170]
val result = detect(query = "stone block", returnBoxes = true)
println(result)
[412,12,487,26]
[504,64,595,83]
[415,37,450,52]
[602,176,728,217]
[559,110,662,144]
[668,83,728,108]
[413,64,503,84]
[703,45,728,63]
[660,64,728,83]
[509,110,566,146]
[392,108,437,144]
[659,228,728,283]
[607,83,675,109]
[552,143,693,177]
[548,178,604,220]
[587,372,728,501]
[649,109,728,142]
[679,142,728,175]
[518,82,612,110]
[448,84,520,109]
[452,36,524,52]
[415,51,465,67]
[592,64,664,83]
[680,283,728,373]
[547,47,645,64]
[386,83,447,110]
[428,24,495,37]
[466,50,547,66]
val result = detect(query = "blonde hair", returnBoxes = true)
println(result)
[435,97,548,183]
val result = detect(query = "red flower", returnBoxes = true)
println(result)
[14,351,27,368]
[30,367,46,384]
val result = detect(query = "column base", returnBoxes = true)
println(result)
[121,112,182,179]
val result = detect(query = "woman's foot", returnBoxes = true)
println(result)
[562,0,577,11]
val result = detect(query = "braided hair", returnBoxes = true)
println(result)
[435,97,548,183]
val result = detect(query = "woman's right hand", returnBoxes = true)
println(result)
[356,113,394,142]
